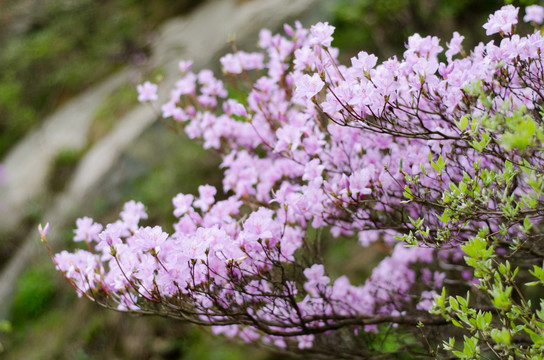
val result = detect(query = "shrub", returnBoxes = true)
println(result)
[44,5,544,359]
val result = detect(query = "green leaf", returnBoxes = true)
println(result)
[436,210,451,224]
[469,132,490,152]
[524,328,544,347]
[530,264,544,283]
[403,185,414,201]
[524,216,533,232]
[430,155,447,173]
[450,297,459,312]
[451,319,463,328]
[490,328,511,345]
[457,115,469,132]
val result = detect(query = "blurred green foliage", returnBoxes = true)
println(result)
[0,0,201,158]
[9,265,56,327]
[0,319,12,353]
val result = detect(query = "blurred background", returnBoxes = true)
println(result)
[0,0,530,358]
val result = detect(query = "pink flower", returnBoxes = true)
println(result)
[295,73,324,99]
[174,214,197,234]
[303,264,329,285]
[416,290,437,311]
[524,5,544,24]
[131,226,168,253]
[181,234,208,260]
[297,334,314,349]
[243,208,278,242]
[358,230,381,247]
[97,223,123,250]
[54,250,98,281]
[237,51,264,71]
[274,125,302,152]
[161,101,177,118]
[406,34,443,58]
[120,200,147,231]
[303,264,330,296]
[302,158,325,184]
[220,53,243,74]
[309,22,335,47]
[294,46,317,71]
[258,28,272,48]
[137,81,158,102]
[351,50,378,72]
[193,184,217,211]
[175,73,197,95]
[483,5,519,36]
[445,32,464,61]
[223,99,247,117]
[38,222,50,237]
[349,167,373,197]
[74,217,103,242]
[173,193,194,217]
[178,60,193,73]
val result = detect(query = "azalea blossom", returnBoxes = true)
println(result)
[136,81,158,102]
[483,5,519,35]
[524,5,544,24]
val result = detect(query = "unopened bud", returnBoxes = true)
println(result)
[38,223,50,241]
[228,32,236,43]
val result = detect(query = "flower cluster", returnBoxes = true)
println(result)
[48,5,544,358]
